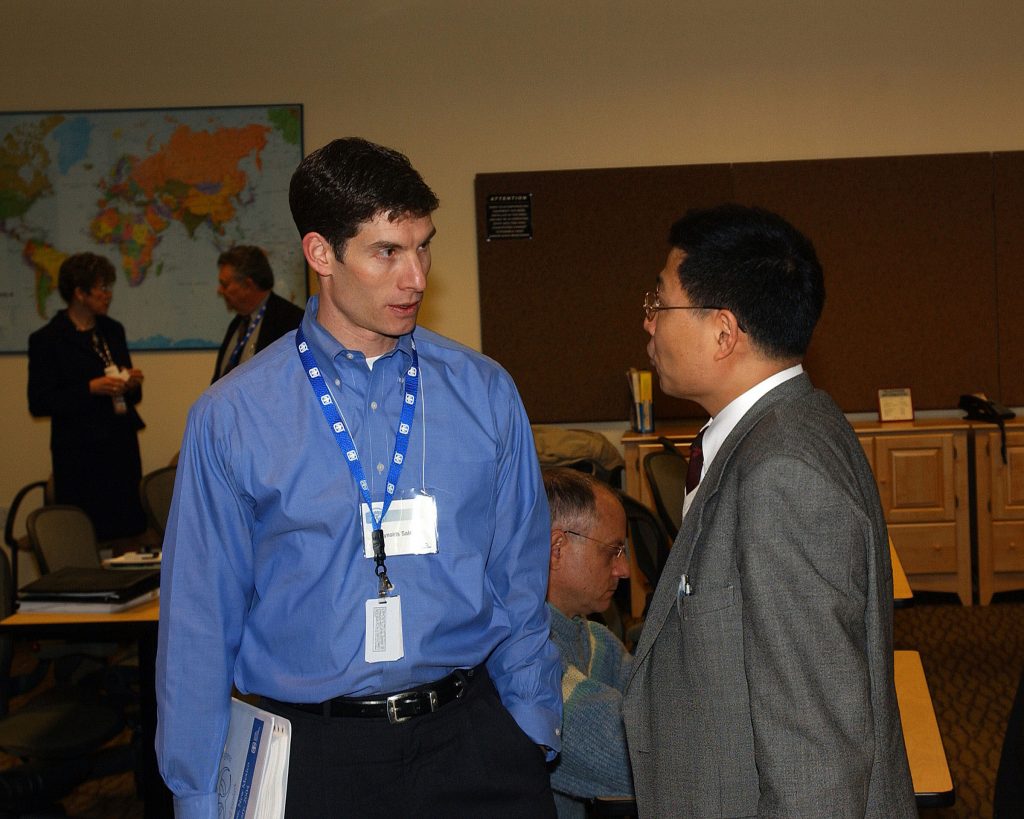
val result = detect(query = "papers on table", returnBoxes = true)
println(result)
[218,698,291,819]
[102,551,162,569]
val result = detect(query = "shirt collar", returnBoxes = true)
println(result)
[699,363,804,478]
[299,295,415,370]
[242,291,271,323]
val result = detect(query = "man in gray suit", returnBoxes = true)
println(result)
[623,204,916,817]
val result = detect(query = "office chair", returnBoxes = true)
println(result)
[139,465,177,540]
[618,494,672,617]
[0,548,133,816]
[23,507,133,685]
[25,506,102,576]
[642,438,687,539]
[3,480,51,598]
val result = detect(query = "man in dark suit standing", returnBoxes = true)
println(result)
[622,205,916,818]
[211,245,304,382]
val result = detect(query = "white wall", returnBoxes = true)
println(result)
[3,0,1024,530]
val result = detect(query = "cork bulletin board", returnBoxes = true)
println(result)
[476,151,1024,423]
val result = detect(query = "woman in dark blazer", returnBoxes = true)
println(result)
[28,253,147,542]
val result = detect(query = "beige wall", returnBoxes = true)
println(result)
[3,0,1024,535]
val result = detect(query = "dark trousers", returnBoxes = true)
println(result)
[260,669,556,818]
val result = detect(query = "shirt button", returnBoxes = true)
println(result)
[377,463,385,474]
[334,378,341,387]
[346,352,354,360]
[370,401,378,411]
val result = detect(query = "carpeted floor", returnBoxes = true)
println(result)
[4,593,1021,817]
[896,592,1024,819]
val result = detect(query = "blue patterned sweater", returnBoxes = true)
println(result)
[548,603,636,819]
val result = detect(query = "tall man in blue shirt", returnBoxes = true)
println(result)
[156,137,562,818]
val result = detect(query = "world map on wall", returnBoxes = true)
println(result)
[0,104,306,351]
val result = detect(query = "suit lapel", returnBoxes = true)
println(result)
[214,314,245,379]
[627,373,814,675]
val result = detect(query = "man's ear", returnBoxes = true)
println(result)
[302,232,335,279]
[549,528,564,569]
[712,309,743,361]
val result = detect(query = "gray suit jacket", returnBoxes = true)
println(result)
[622,374,916,818]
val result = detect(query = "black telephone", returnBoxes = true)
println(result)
[959,393,1016,423]
[960,393,1016,463]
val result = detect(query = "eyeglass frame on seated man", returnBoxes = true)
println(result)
[561,528,629,561]
[643,291,744,332]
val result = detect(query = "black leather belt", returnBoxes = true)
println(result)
[268,667,477,724]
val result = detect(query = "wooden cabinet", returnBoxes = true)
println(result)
[856,422,972,606]
[623,419,974,606]
[974,422,1024,605]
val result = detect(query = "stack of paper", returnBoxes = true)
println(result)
[218,698,291,819]
[102,551,162,570]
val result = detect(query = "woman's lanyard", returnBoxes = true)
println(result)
[227,302,267,370]
[90,330,115,369]
[295,327,419,596]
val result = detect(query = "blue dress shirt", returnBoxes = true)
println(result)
[156,297,562,818]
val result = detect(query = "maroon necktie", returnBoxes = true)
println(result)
[686,429,705,493]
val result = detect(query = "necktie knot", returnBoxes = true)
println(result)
[686,429,705,494]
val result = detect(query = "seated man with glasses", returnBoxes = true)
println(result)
[543,467,635,819]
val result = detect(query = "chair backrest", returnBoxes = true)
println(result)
[139,465,177,538]
[4,480,52,593]
[564,458,625,489]
[26,506,100,575]
[643,439,688,538]
[0,547,13,715]
[619,494,672,614]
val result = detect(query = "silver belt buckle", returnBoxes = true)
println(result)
[386,690,438,724]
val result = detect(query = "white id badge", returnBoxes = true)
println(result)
[361,494,438,558]
[365,596,404,663]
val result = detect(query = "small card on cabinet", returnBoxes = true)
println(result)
[878,388,914,422]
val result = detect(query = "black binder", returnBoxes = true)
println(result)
[19,567,160,604]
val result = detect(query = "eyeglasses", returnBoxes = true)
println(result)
[643,291,723,322]
[563,529,629,560]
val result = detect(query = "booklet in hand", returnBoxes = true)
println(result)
[219,698,291,819]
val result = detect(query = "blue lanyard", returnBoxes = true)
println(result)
[227,302,268,369]
[295,326,419,593]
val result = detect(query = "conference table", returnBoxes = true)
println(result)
[891,540,913,605]
[0,598,172,818]
[0,602,950,816]
[895,650,955,807]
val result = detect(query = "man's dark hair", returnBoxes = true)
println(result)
[288,137,439,258]
[217,245,274,290]
[668,204,825,359]
[542,467,600,532]
[58,252,115,303]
